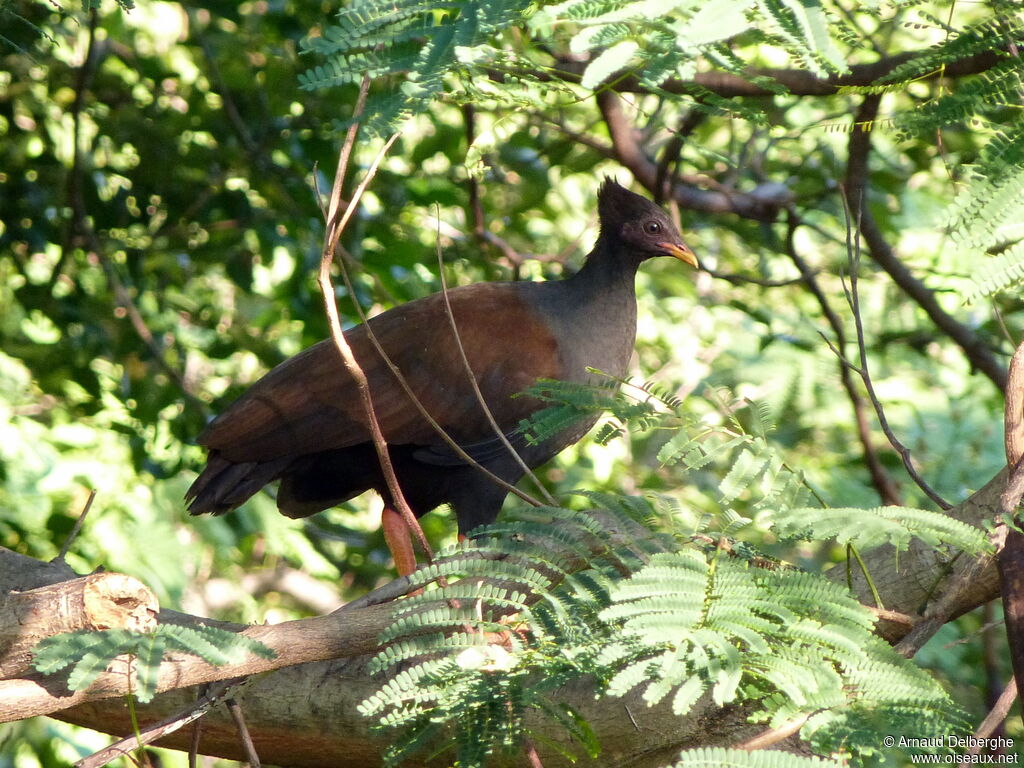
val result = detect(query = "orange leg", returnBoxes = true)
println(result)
[381,505,419,577]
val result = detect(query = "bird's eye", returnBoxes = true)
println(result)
[643,220,663,235]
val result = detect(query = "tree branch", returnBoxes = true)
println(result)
[550,49,1005,98]
[1,460,1011,765]
[997,341,1024,721]
[595,91,794,221]
[844,95,1008,392]
[784,210,903,506]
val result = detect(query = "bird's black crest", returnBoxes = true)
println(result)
[597,178,662,232]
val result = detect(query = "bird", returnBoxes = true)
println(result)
[186,179,697,575]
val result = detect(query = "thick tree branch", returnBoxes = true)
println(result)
[998,341,1024,720]
[595,91,793,221]
[1,462,1010,766]
[0,557,396,723]
[551,49,1005,98]
[0,573,158,680]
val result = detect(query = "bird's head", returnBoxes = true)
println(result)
[597,178,698,268]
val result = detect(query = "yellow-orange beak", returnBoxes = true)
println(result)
[659,241,698,268]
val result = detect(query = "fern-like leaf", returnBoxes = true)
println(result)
[772,505,991,553]
[673,747,846,768]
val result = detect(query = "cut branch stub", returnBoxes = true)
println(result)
[0,572,158,680]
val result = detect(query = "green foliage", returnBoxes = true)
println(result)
[672,748,844,768]
[599,552,965,759]
[299,0,538,135]
[951,115,1024,301]
[362,500,967,766]
[33,624,275,703]
[517,374,669,446]
[4,0,1023,764]
[852,8,1024,302]
[301,0,856,137]
[360,503,669,767]
[522,379,816,526]
[773,505,991,553]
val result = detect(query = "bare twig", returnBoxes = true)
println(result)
[959,677,1017,768]
[225,697,260,767]
[305,83,541,512]
[434,227,556,505]
[549,48,1004,98]
[703,267,806,289]
[460,107,536,269]
[784,210,902,506]
[57,489,97,563]
[75,679,245,768]
[844,95,1007,392]
[188,708,201,768]
[594,91,792,222]
[525,739,545,768]
[317,132,434,565]
[867,606,917,627]
[329,248,545,508]
[841,195,951,510]
[736,712,811,750]
[463,104,487,242]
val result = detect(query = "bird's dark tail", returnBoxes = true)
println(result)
[185,453,291,515]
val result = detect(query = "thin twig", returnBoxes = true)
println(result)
[867,606,917,627]
[188,707,201,768]
[75,679,245,768]
[959,677,1017,768]
[225,697,260,767]
[463,104,487,242]
[57,489,96,562]
[840,194,952,510]
[330,244,545,508]
[318,132,435,564]
[327,77,370,222]
[434,223,557,506]
[784,209,902,505]
[308,83,541,511]
[524,739,545,768]
[702,266,806,288]
[736,712,812,750]
[594,90,790,222]
[848,542,884,609]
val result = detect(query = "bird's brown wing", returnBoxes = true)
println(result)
[198,282,564,463]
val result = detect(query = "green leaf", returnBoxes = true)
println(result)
[773,506,991,553]
[133,634,167,703]
[581,40,640,89]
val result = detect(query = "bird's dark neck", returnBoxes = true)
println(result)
[569,237,642,300]
[520,235,641,383]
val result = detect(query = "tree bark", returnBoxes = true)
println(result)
[0,468,1007,767]
[0,572,158,680]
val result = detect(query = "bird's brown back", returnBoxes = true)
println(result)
[198,281,566,463]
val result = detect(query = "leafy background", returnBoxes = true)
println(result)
[1,0,1021,765]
